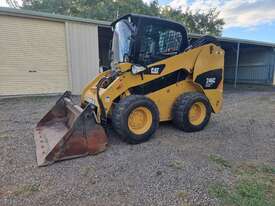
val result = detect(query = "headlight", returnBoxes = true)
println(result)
[131,65,146,74]
[85,96,96,105]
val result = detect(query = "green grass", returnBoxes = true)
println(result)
[177,191,191,206]
[14,184,40,196]
[80,165,96,176]
[0,133,9,140]
[231,180,270,206]
[168,160,185,169]
[235,163,275,178]
[209,180,274,206]
[208,161,275,206]
[209,154,231,168]
[177,190,188,199]
[258,164,275,174]
[208,183,229,199]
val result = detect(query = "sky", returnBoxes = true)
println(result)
[144,0,275,43]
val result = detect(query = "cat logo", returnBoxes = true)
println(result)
[146,64,165,75]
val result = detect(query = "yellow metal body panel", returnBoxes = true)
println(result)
[117,63,132,72]
[80,69,111,103]
[147,80,203,121]
[81,43,224,122]
[193,44,225,113]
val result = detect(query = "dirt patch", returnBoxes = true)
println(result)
[0,86,275,206]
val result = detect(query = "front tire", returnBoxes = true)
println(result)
[172,92,211,132]
[112,95,159,144]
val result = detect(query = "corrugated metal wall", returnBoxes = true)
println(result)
[65,22,99,94]
[225,65,274,84]
[223,44,275,85]
[0,15,69,95]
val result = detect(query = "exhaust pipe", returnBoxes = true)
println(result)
[34,91,107,166]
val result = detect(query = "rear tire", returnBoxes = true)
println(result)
[112,95,159,144]
[172,92,211,132]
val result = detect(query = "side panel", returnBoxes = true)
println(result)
[66,22,99,95]
[193,44,225,113]
[147,80,203,121]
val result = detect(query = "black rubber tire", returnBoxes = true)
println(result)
[112,95,159,144]
[172,92,212,132]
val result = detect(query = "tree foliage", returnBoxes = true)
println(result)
[7,0,225,36]
[6,0,20,8]
[161,6,224,36]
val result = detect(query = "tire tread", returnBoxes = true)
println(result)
[172,92,211,132]
[112,95,159,144]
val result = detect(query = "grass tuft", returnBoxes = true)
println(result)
[209,154,231,168]
[14,184,40,196]
[208,183,229,199]
[177,191,188,200]
[80,166,95,176]
[0,133,9,140]
[209,162,275,206]
[235,163,275,177]
[168,160,185,169]
[177,191,191,206]
[258,164,275,174]
[231,180,269,206]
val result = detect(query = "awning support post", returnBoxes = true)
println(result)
[234,42,240,88]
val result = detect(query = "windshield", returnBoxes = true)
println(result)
[112,20,133,64]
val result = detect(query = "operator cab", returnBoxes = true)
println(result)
[111,14,189,67]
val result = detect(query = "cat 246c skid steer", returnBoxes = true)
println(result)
[34,14,224,166]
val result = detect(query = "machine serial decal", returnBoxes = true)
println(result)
[195,69,222,89]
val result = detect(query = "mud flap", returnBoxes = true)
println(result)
[34,91,107,166]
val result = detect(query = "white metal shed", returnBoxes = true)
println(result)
[0,7,109,95]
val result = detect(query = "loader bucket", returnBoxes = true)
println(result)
[34,91,107,166]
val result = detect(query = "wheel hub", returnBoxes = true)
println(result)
[128,107,152,135]
[188,102,206,126]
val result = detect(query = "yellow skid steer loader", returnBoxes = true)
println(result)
[34,14,224,166]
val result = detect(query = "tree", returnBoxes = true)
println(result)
[6,0,20,8]
[6,0,224,36]
[15,0,160,21]
[161,6,224,36]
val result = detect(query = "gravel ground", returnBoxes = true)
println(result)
[0,85,275,206]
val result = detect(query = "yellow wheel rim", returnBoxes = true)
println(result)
[128,106,153,135]
[188,102,207,126]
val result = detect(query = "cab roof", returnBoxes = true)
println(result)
[111,13,187,31]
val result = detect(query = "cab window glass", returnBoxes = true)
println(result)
[138,24,183,65]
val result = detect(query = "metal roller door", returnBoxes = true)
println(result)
[0,15,69,95]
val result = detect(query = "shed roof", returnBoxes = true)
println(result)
[0,7,110,26]
[190,33,275,48]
